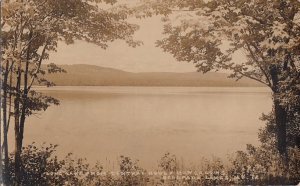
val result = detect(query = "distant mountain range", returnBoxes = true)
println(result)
[44,64,263,87]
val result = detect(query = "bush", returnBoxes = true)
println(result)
[3,143,299,185]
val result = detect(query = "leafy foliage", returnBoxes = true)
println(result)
[142,0,300,86]
[137,0,300,155]
[259,109,300,149]
[4,144,148,186]
[4,143,299,185]
[1,0,142,118]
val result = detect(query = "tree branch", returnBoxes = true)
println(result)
[28,39,50,90]
[237,70,270,87]
[245,41,272,88]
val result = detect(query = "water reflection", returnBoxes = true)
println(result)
[16,86,272,169]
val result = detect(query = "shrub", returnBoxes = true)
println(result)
[3,143,299,185]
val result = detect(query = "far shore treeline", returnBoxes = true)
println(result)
[44,64,263,87]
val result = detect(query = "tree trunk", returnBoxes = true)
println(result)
[14,102,22,185]
[0,1,3,183]
[18,31,33,153]
[274,99,287,155]
[270,64,288,156]
[0,79,2,185]
[2,61,10,183]
[14,66,22,185]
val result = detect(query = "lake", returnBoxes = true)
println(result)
[19,86,272,169]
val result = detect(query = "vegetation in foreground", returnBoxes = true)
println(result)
[2,143,299,186]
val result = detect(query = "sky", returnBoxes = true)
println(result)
[48,16,198,73]
[48,1,247,73]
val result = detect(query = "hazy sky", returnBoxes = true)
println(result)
[48,16,198,73]
[48,2,247,73]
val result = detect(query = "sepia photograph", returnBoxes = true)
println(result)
[0,0,299,185]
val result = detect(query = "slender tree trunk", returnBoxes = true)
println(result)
[19,31,32,152]
[0,75,2,185]
[14,10,25,183]
[14,65,22,185]
[2,61,10,183]
[0,1,3,182]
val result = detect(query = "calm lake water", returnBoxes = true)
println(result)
[19,86,272,169]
